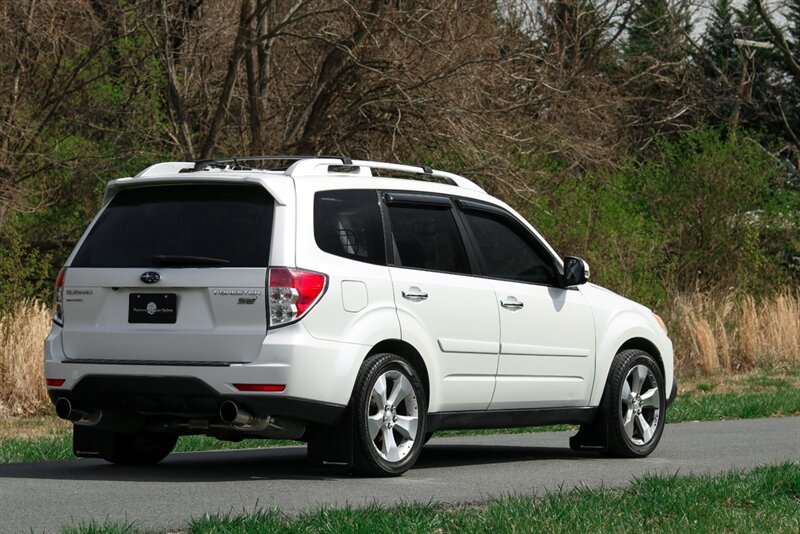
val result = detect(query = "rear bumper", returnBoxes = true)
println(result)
[44,321,365,424]
[47,375,345,426]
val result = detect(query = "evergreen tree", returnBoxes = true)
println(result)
[786,0,800,78]
[731,0,782,132]
[622,0,695,141]
[539,0,605,69]
[625,0,691,62]
[782,0,800,156]
[704,0,737,74]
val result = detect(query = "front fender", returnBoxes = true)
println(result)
[590,310,674,407]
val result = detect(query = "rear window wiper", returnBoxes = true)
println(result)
[152,255,230,266]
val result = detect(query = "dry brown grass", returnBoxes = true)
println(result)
[669,290,800,376]
[0,291,797,417]
[0,299,51,416]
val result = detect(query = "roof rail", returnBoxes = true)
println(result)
[287,158,485,193]
[134,156,485,193]
[191,155,350,172]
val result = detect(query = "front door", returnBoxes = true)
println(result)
[458,203,596,409]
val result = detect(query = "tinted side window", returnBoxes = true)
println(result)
[314,190,385,265]
[464,210,556,284]
[387,204,470,274]
[72,184,273,268]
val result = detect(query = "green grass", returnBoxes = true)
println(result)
[0,432,72,463]
[667,389,800,422]
[2,372,798,464]
[57,463,800,533]
[0,433,297,464]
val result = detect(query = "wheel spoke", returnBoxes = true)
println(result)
[388,374,413,407]
[368,414,383,441]
[621,380,632,405]
[394,415,417,440]
[372,374,388,406]
[382,426,400,462]
[635,366,648,394]
[629,366,640,395]
[641,386,661,409]
[636,414,653,443]
[623,409,635,439]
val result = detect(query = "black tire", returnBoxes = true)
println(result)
[606,349,666,457]
[101,432,178,465]
[351,353,427,476]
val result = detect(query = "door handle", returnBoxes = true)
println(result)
[501,296,524,310]
[402,286,428,302]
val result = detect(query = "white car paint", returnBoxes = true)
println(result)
[45,158,674,427]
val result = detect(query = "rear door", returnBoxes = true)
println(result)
[61,183,273,364]
[383,192,500,412]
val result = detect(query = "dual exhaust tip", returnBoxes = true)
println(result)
[56,397,269,431]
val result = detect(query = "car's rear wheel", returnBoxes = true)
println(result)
[101,432,178,465]
[352,353,426,476]
[606,349,665,457]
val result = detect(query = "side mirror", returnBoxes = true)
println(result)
[562,256,590,286]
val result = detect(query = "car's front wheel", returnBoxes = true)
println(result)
[351,353,427,476]
[606,349,666,457]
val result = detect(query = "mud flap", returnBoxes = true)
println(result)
[73,426,114,458]
[569,389,609,453]
[306,409,353,468]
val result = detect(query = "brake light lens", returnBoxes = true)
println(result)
[54,267,67,325]
[268,267,327,326]
[46,378,65,387]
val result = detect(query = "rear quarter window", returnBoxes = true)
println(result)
[314,190,386,265]
[72,184,274,268]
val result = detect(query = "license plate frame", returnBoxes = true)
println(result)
[128,293,177,324]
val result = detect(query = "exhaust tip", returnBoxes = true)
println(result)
[219,400,239,424]
[55,398,72,420]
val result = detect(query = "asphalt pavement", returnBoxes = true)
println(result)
[0,416,798,533]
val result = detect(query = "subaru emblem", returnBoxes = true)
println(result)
[140,271,161,284]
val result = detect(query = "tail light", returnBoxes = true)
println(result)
[268,267,327,327]
[54,267,67,326]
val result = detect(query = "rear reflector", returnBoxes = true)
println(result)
[46,379,65,387]
[233,383,285,392]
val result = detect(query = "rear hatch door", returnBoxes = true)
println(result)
[61,183,273,364]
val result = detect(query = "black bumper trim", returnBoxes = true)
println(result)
[48,375,346,426]
[427,407,597,432]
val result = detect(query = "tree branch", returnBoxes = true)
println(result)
[753,0,800,77]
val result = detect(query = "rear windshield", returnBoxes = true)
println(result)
[72,184,273,268]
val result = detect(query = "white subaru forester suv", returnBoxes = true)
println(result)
[44,156,676,476]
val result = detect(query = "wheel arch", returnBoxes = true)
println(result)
[367,339,430,409]
[617,337,664,379]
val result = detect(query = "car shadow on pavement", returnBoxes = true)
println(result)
[0,443,600,483]
[415,443,598,471]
